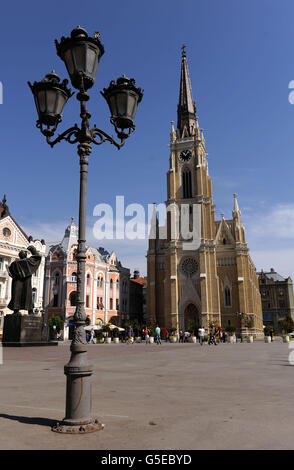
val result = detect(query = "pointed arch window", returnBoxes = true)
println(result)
[224,287,231,307]
[182,167,192,199]
[54,272,60,286]
[69,291,77,306]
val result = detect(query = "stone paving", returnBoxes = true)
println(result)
[0,339,293,450]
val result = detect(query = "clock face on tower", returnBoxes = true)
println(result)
[179,149,192,162]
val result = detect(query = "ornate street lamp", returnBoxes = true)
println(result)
[28,26,143,434]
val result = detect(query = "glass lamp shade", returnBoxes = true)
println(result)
[28,71,73,127]
[101,75,143,130]
[55,26,104,91]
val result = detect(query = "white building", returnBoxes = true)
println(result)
[0,195,46,331]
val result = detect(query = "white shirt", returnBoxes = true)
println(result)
[198,328,205,337]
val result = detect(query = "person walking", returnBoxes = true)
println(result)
[198,326,205,346]
[184,331,189,343]
[165,329,170,343]
[155,325,162,345]
[144,327,150,344]
[179,330,184,343]
[127,325,134,344]
[88,328,95,344]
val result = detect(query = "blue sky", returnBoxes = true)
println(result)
[1,0,294,278]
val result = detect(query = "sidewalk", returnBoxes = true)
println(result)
[0,341,293,450]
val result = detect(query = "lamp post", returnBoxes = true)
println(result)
[237,312,246,340]
[28,26,143,434]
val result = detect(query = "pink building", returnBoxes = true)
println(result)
[43,219,130,338]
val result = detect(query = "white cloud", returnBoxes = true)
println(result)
[244,204,294,241]
[244,203,294,279]
[250,249,294,280]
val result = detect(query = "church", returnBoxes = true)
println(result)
[146,49,263,336]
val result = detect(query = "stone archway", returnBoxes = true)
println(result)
[183,303,199,332]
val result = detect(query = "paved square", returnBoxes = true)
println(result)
[0,340,293,450]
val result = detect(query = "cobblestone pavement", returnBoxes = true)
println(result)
[0,340,293,450]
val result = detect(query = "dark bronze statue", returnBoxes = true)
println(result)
[7,245,41,315]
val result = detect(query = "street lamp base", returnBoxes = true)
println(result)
[52,418,104,434]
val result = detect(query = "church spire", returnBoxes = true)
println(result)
[232,193,241,219]
[177,45,197,137]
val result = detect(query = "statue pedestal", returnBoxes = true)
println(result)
[2,314,56,346]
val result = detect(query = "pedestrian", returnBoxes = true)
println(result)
[155,325,162,345]
[127,326,134,344]
[88,328,95,344]
[184,331,189,343]
[144,327,150,344]
[198,326,205,346]
[166,329,170,343]
[179,330,184,343]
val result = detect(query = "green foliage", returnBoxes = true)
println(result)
[148,325,155,336]
[48,315,64,333]
[102,324,111,337]
[225,325,236,334]
[245,317,253,329]
[279,314,294,334]
[264,325,272,336]
[112,327,119,338]
[188,319,199,335]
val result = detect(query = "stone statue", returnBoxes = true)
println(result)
[7,245,41,315]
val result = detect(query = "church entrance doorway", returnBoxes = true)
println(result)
[183,303,199,333]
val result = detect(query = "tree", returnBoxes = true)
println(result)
[225,325,236,335]
[279,314,294,333]
[48,315,64,333]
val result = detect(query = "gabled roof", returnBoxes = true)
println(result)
[0,195,29,241]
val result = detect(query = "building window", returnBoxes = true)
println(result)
[32,288,37,306]
[87,274,90,286]
[53,294,59,307]
[54,272,60,286]
[0,257,3,271]
[2,227,11,237]
[223,238,227,245]
[116,299,119,310]
[97,277,101,287]
[86,295,90,308]
[72,272,77,282]
[97,297,103,309]
[110,298,113,310]
[69,291,77,306]
[224,287,231,307]
[110,279,113,289]
[182,167,192,199]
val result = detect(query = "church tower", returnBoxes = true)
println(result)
[147,47,221,331]
[146,48,263,336]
